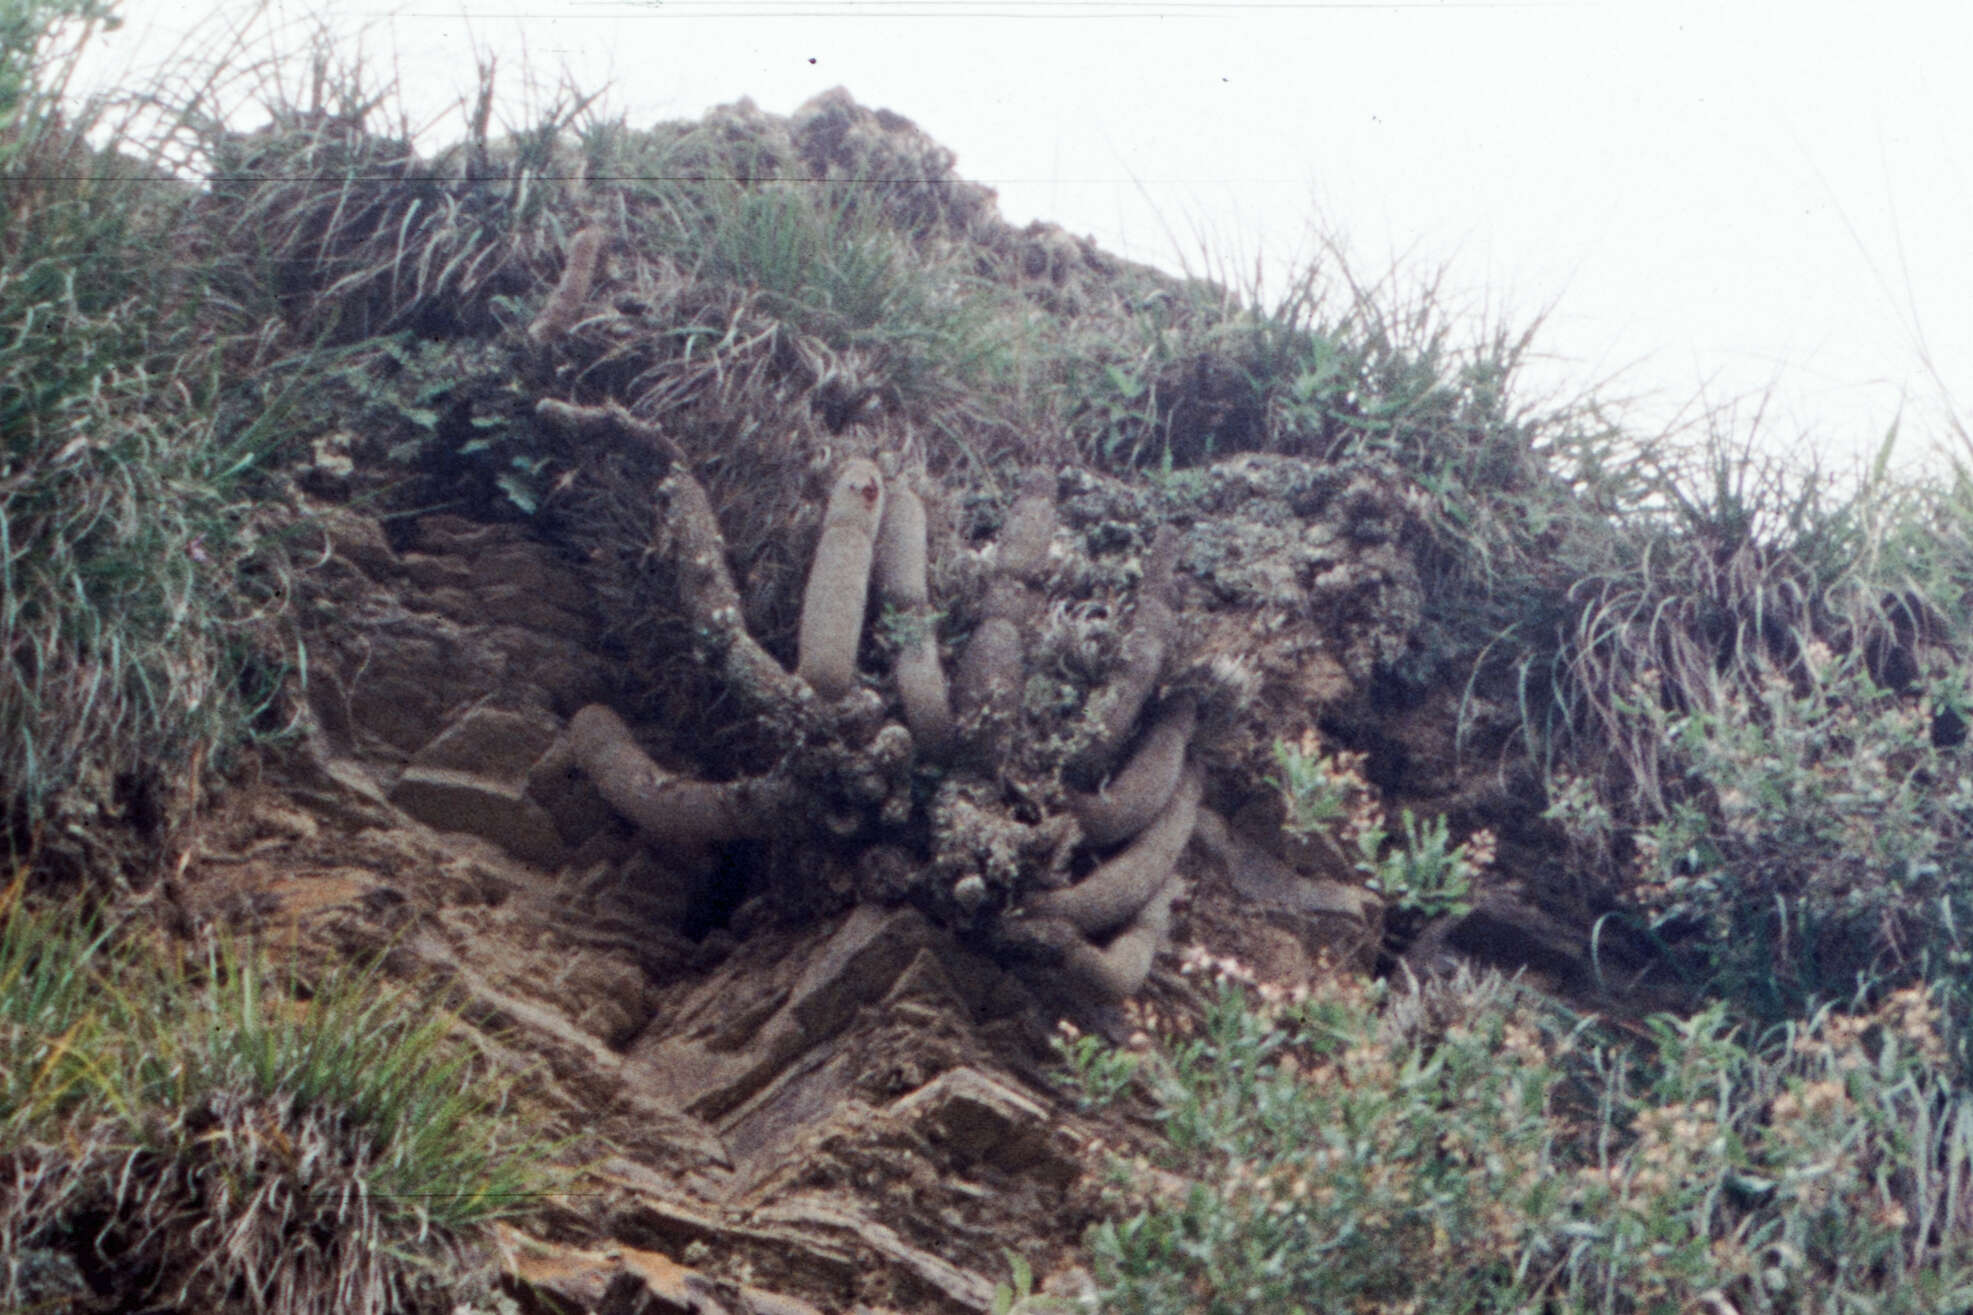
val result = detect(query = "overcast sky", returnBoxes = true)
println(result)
[79,1,1973,477]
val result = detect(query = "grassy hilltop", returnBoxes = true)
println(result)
[8,2,1973,1311]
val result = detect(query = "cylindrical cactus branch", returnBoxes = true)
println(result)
[1061,871,1181,1002]
[873,478,954,757]
[558,704,789,849]
[797,459,886,702]
[1068,693,1198,848]
[534,397,682,467]
[994,467,1057,585]
[527,224,607,346]
[1074,523,1180,778]
[950,613,1022,744]
[1025,764,1201,936]
[954,469,1056,753]
[660,469,816,720]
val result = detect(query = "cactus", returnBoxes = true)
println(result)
[526,224,607,346]
[953,469,1055,759]
[1073,524,1179,777]
[797,459,886,701]
[543,456,1215,1008]
[559,704,789,848]
[1025,766,1200,935]
[660,469,816,721]
[874,479,954,757]
[1061,873,1181,1002]
[1069,694,1197,848]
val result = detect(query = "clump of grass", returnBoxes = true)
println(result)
[1527,420,1875,810]
[0,872,544,1313]
[199,43,600,345]
[2,0,301,872]
[1071,953,1973,1314]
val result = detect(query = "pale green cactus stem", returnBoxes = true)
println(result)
[953,468,1056,756]
[1061,871,1182,1002]
[660,469,816,719]
[796,459,885,702]
[1026,764,1201,936]
[558,704,789,848]
[526,224,607,346]
[1074,523,1179,777]
[874,477,955,758]
[1068,693,1198,848]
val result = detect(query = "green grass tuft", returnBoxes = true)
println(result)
[1,874,545,1313]
[1,0,305,872]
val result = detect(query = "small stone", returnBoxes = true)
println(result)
[388,765,567,868]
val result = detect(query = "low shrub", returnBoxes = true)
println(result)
[1071,955,1973,1314]
[1550,641,1973,1064]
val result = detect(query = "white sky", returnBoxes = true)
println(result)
[76,1,1973,478]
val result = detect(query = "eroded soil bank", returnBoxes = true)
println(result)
[87,88,1662,1314]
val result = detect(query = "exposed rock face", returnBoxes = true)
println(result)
[183,792,1090,1312]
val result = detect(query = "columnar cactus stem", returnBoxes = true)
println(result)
[560,704,789,848]
[1068,693,1197,847]
[660,470,816,720]
[1061,872,1181,1001]
[1075,523,1179,776]
[797,459,885,702]
[1026,765,1201,935]
[534,397,681,466]
[874,479,954,757]
[527,224,607,345]
[954,469,1056,757]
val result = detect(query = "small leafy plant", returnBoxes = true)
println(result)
[1358,807,1488,919]
[1273,732,1491,918]
[990,1249,1081,1315]
[1269,731,1360,833]
[1050,1018,1141,1111]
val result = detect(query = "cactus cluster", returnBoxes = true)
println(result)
[537,455,1203,1002]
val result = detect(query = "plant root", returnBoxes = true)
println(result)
[1026,764,1201,936]
[1068,693,1198,847]
[874,479,953,757]
[797,459,885,702]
